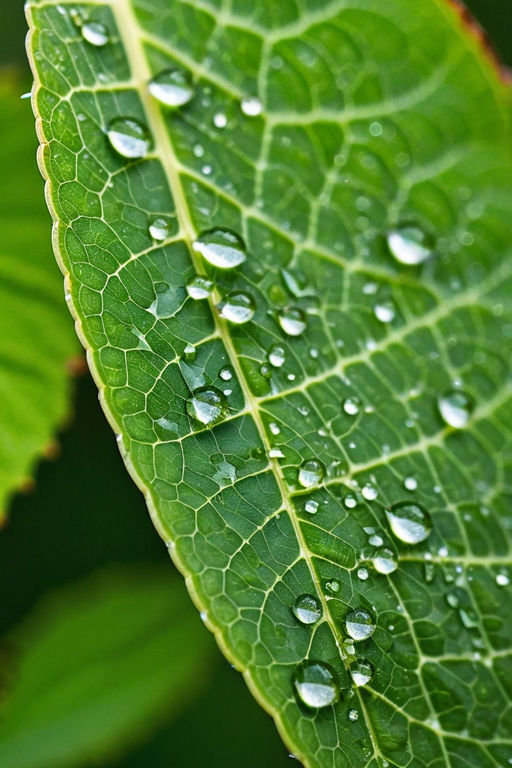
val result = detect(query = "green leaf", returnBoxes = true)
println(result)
[0,75,78,521]
[0,565,213,768]
[26,1,512,766]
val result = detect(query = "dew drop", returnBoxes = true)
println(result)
[219,291,255,324]
[183,343,196,362]
[361,482,378,501]
[387,225,433,265]
[107,117,150,158]
[386,501,432,544]
[192,228,246,269]
[81,20,109,47]
[325,579,340,594]
[438,390,474,428]
[219,367,232,381]
[348,709,359,722]
[278,307,307,336]
[292,661,339,708]
[403,476,418,492]
[374,301,395,324]
[186,274,213,300]
[372,548,397,574]
[350,660,373,687]
[148,217,170,241]
[241,96,262,116]
[345,607,376,641]
[186,386,228,426]
[343,397,360,416]
[213,111,227,128]
[496,573,510,587]
[292,594,323,625]
[304,499,318,515]
[268,345,286,367]
[343,493,358,510]
[357,567,369,581]
[298,459,325,489]
[148,67,194,107]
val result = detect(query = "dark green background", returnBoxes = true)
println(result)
[0,1,510,766]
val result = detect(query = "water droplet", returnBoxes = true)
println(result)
[304,499,319,515]
[148,217,170,241]
[268,345,286,367]
[219,291,255,324]
[107,117,151,158]
[148,67,194,107]
[350,660,373,687]
[387,226,433,265]
[292,594,323,625]
[496,573,510,587]
[183,343,196,361]
[213,111,227,128]
[343,397,360,416]
[343,493,358,509]
[219,367,232,381]
[438,390,474,428]
[361,482,378,501]
[81,20,109,46]
[325,579,340,594]
[348,709,359,722]
[345,607,376,641]
[403,476,418,491]
[374,301,395,324]
[277,307,307,337]
[386,502,432,544]
[372,548,397,574]
[357,567,369,581]
[298,459,325,489]
[241,96,262,116]
[186,386,228,426]
[192,228,246,269]
[292,661,339,708]
[186,274,213,300]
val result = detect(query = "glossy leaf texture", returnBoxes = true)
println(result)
[0,76,77,521]
[0,565,213,768]
[27,1,512,766]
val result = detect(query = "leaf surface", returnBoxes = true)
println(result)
[26,1,512,766]
[0,565,213,768]
[0,76,78,520]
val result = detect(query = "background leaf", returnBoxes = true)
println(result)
[26,1,512,766]
[0,564,213,768]
[0,75,78,522]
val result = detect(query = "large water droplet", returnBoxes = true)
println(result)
[350,659,373,687]
[386,502,432,544]
[278,307,307,336]
[372,548,397,574]
[186,274,213,300]
[292,594,323,625]
[149,217,170,241]
[81,20,109,46]
[387,226,433,265]
[268,345,286,367]
[148,67,194,107]
[192,229,246,269]
[298,459,325,489]
[186,386,228,426]
[345,607,376,641]
[107,117,150,158]
[292,661,339,708]
[438,390,473,428]
[219,291,255,324]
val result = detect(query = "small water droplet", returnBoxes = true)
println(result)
[350,660,373,687]
[386,502,432,544]
[387,226,433,265]
[218,291,255,324]
[277,307,307,336]
[343,493,358,509]
[81,20,109,46]
[304,499,319,515]
[186,386,228,426]
[325,579,340,594]
[292,661,339,708]
[403,476,418,491]
[357,567,369,581]
[496,573,510,587]
[348,709,359,722]
[292,594,323,625]
[298,459,325,489]
[107,117,150,158]
[183,343,196,361]
[148,67,194,107]
[374,301,395,324]
[361,482,378,501]
[186,274,213,300]
[213,111,227,128]
[345,607,376,641]
[372,548,397,574]
[268,345,286,367]
[343,397,360,416]
[192,228,246,269]
[241,96,262,116]
[438,390,473,428]
[148,217,170,241]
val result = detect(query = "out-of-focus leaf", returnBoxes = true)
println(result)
[0,75,77,521]
[0,565,213,768]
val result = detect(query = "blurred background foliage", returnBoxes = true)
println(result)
[0,2,510,766]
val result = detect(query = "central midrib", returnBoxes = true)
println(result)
[111,0,380,763]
